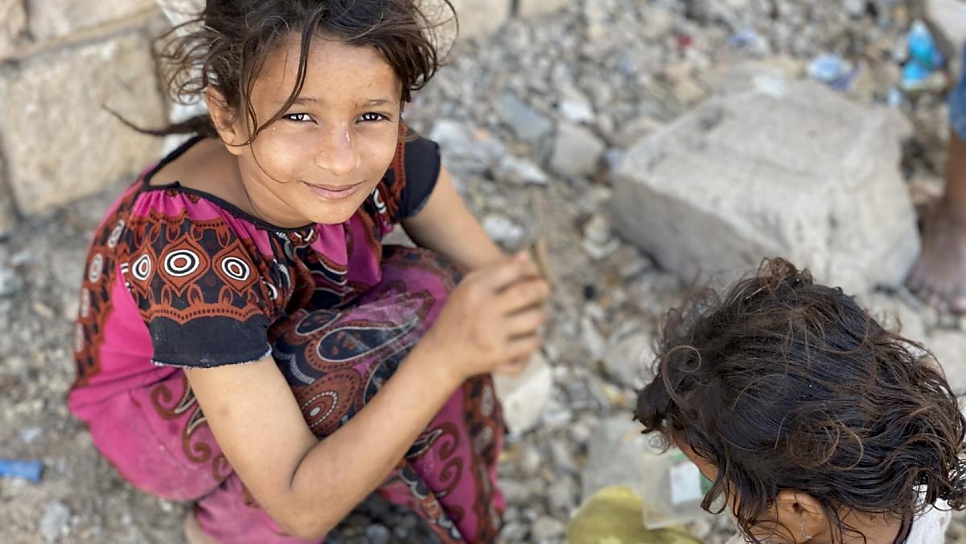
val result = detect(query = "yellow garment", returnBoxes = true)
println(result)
[567,486,704,544]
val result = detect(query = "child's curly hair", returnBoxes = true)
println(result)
[153,0,453,140]
[635,259,966,542]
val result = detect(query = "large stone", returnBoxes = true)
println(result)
[27,0,156,41]
[155,0,204,29]
[492,352,553,435]
[0,0,27,59]
[551,122,606,178]
[518,0,569,18]
[0,164,14,236]
[926,0,966,67]
[0,33,166,215]
[429,0,510,44]
[611,80,919,294]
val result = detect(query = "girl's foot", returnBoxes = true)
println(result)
[183,511,221,544]
[907,202,966,314]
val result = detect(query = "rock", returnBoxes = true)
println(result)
[581,416,653,501]
[0,172,16,237]
[616,117,666,148]
[611,81,919,294]
[40,500,70,542]
[429,119,502,175]
[548,477,577,514]
[582,214,620,260]
[364,524,391,544]
[558,87,596,125]
[517,0,569,18]
[155,0,204,28]
[0,265,23,297]
[568,486,704,544]
[498,155,549,185]
[26,0,156,41]
[496,93,554,146]
[482,215,526,245]
[493,352,553,435]
[603,332,656,389]
[550,123,605,178]
[0,33,166,215]
[640,5,676,40]
[925,0,966,65]
[450,0,511,40]
[0,0,27,59]
[499,478,533,505]
[926,331,966,395]
[531,516,567,543]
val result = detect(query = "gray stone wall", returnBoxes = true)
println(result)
[0,0,566,236]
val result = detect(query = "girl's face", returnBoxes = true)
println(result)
[219,34,403,227]
[676,441,830,544]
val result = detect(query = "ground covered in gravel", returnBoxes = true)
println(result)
[3,1,966,543]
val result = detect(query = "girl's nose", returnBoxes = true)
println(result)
[315,125,360,176]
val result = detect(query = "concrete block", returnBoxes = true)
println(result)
[493,352,552,435]
[26,0,156,41]
[0,33,166,215]
[611,80,919,294]
[0,0,27,59]
[518,0,569,18]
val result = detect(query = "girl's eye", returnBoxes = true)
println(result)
[359,112,387,123]
[284,113,312,123]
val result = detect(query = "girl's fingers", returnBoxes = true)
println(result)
[478,254,540,293]
[503,307,547,337]
[494,358,528,376]
[496,277,551,315]
[504,333,542,363]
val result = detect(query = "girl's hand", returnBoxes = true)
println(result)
[420,252,550,383]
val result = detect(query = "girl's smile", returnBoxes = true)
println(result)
[301,180,366,201]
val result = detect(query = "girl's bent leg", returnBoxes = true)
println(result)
[271,246,505,544]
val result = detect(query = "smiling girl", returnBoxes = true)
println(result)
[68,2,550,543]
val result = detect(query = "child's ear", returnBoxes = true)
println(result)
[205,87,245,155]
[776,491,826,544]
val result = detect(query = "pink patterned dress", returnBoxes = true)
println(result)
[68,130,505,544]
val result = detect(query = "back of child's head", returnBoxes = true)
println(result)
[156,0,452,138]
[635,259,966,540]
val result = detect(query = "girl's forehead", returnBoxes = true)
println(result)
[255,34,401,101]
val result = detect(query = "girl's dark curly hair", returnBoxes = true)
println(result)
[635,258,966,542]
[151,0,453,140]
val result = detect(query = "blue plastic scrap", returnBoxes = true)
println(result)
[0,459,44,482]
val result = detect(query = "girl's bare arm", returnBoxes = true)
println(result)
[185,344,456,539]
[401,166,505,272]
[183,255,549,539]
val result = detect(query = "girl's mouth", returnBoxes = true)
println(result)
[302,181,364,200]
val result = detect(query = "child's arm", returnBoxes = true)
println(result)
[401,166,505,271]
[184,255,549,540]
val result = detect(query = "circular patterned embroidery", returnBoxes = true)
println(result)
[74,324,85,353]
[79,288,91,318]
[87,254,103,283]
[220,256,251,282]
[262,279,279,301]
[303,390,338,428]
[481,384,494,417]
[372,187,387,213]
[163,249,200,278]
[132,254,152,282]
[107,220,125,248]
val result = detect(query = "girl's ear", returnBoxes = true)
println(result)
[206,87,245,155]
[775,491,827,544]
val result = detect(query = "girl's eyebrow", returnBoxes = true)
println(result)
[286,96,398,107]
